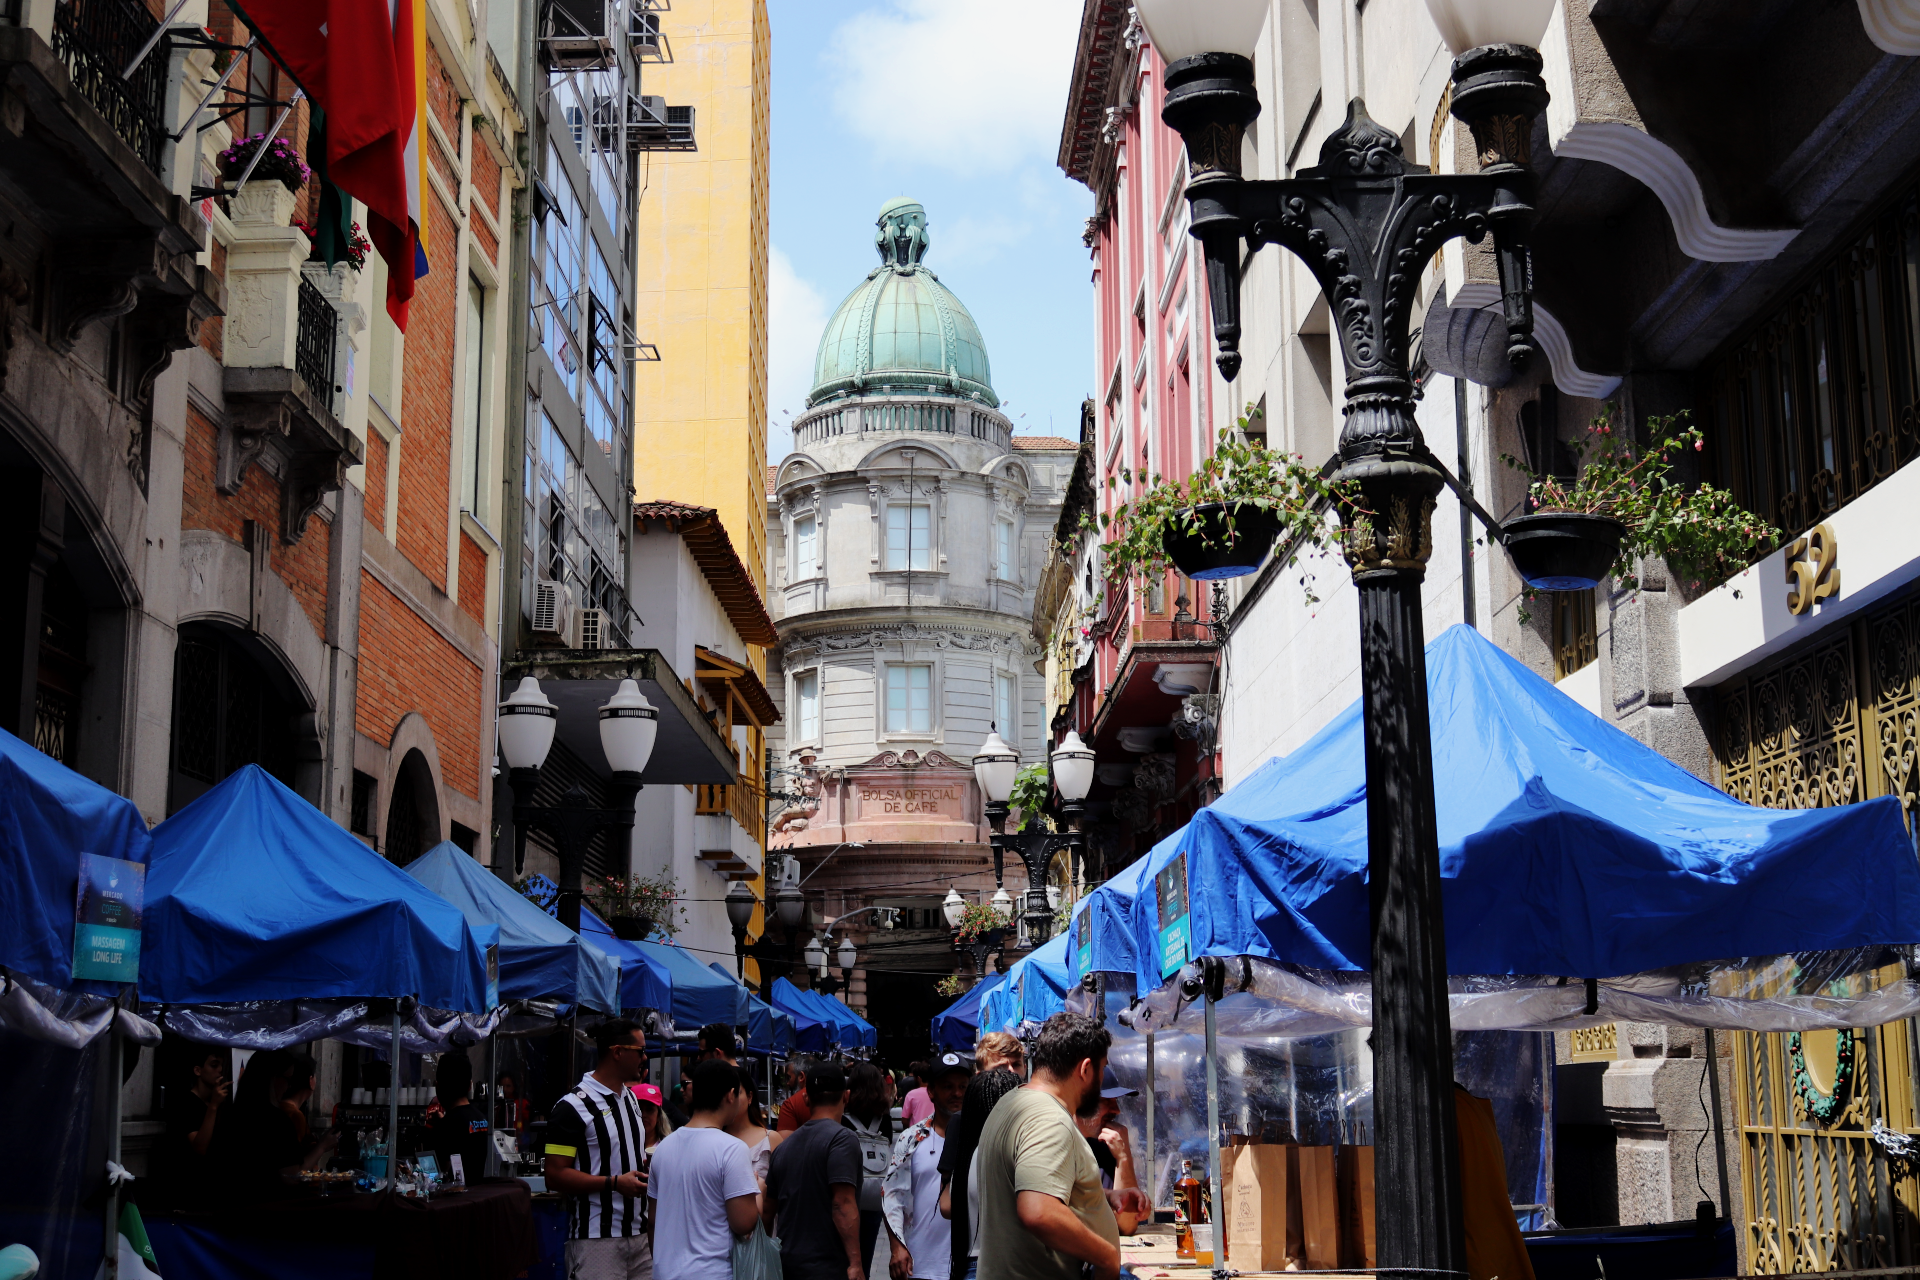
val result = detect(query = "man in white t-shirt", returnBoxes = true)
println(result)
[647,1059,762,1280]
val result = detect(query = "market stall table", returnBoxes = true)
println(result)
[143,1179,534,1280]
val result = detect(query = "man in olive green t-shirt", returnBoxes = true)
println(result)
[973,1013,1146,1280]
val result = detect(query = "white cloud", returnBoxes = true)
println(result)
[823,0,1084,176]
[768,245,832,462]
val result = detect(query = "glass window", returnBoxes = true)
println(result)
[885,664,932,734]
[885,504,930,571]
[996,672,1018,738]
[994,519,1014,579]
[795,670,819,741]
[461,277,485,516]
[539,145,583,398]
[794,514,817,578]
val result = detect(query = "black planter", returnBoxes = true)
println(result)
[1502,512,1626,591]
[609,914,651,941]
[1163,502,1283,581]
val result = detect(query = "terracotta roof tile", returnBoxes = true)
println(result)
[1011,436,1079,450]
[632,502,777,647]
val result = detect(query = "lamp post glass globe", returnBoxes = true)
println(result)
[803,935,826,975]
[973,730,1019,804]
[990,886,1014,917]
[1423,0,1556,53]
[598,679,659,775]
[1051,731,1096,803]
[775,885,806,933]
[837,936,857,972]
[941,887,967,929]
[725,880,756,932]
[1132,0,1269,60]
[497,677,558,771]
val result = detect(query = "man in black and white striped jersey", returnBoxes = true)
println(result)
[545,1019,655,1279]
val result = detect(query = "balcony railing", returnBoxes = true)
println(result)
[51,0,169,174]
[794,398,1012,452]
[696,780,766,846]
[295,274,337,405]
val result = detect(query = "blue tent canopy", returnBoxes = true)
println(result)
[406,843,621,1013]
[982,934,1071,1034]
[930,971,1004,1051]
[821,991,876,1048]
[577,908,678,1017]
[0,728,152,995]
[1127,624,1920,993]
[707,963,797,1056]
[141,767,493,1012]
[769,977,835,1052]
[1065,855,1151,987]
[796,984,863,1047]
[638,936,746,1029]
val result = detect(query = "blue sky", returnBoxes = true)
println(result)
[764,0,1094,459]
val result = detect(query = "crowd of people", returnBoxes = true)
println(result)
[537,1013,1145,1280]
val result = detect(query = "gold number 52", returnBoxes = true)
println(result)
[1785,523,1839,616]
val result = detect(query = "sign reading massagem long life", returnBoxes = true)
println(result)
[73,853,144,983]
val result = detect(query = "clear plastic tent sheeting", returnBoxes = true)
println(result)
[157,998,503,1053]
[1096,1018,1550,1228]
[1112,948,1920,1040]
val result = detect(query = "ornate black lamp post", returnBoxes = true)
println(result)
[497,677,659,932]
[970,730,1098,945]
[1131,2,1564,1278]
[726,880,757,980]
[943,887,1009,979]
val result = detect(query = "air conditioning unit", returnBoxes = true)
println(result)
[542,0,613,69]
[571,607,609,650]
[628,94,696,152]
[628,8,668,60]
[531,580,570,642]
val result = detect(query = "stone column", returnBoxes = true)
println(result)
[223,183,306,370]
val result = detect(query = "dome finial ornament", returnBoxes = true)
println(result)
[876,198,931,269]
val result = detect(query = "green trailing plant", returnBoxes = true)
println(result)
[1007,762,1054,833]
[934,974,969,999]
[1502,407,1777,595]
[1085,408,1353,603]
[953,900,1011,945]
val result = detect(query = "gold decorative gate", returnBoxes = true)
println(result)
[1715,588,1920,1272]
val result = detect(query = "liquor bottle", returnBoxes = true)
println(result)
[1175,1159,1201,1258]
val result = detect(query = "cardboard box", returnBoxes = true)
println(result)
[1292,1145,1340,1270]
[1337,1144,1377,1270]
[1226,1141,1290,1271]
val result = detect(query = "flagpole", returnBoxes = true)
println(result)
[231,88,305,191]
[173,36,256,143]
[119,0,192,80]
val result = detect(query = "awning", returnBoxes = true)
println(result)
[981,934,1071,1034]
[501,649,738,785]
[930,971,1005,1052]
[768,977,838,1052]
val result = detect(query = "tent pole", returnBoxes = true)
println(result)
[1145,1030,1156,1209]
[488,1028,501,1177]
[387,1005,402,1186]
[1705,1028,1731,1220]
[103,1011,122,1279]
[1202,960,1227,1269]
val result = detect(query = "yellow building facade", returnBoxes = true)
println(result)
[631,0,772,618]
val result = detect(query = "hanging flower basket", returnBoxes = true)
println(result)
[608,914,651,940]
[1500,512,1626,591]
[1163,502,1284,581]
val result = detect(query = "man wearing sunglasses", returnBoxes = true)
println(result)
[547,1019,656,1279]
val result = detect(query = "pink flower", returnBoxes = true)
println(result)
[1694,440,1704,451]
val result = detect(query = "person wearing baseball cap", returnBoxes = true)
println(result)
[880,1052,972,1279]
[765,1062,865,1279]
[1076,1066,1143,1236]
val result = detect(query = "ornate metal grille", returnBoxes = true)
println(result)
[1551,589,1597,680]
[295,275,337,404]
[1716,584,1920,1272]
[1700,188,1920,550]
[50,0,169,175]
[32,687,78,766]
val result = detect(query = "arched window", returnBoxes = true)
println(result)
[168,624,301,814]
[385,749,440,865]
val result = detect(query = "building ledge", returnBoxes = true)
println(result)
[221,365,362,544]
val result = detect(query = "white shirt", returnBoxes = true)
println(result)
[903,1130,948,1280]
[645,1126,760,1280]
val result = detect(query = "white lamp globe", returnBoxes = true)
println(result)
[941,888,967,929]
[803,935,827,975]
[837,936,858,971]
[973,730,1019,804]
[1051,731,1097,803]
[775,885,806,932]
[599,679,659,774]
[1423,0,1556,54]
[724,880,757,931]
[1046,884,1063,911]
[990,887,1014,917]
[1134,0,1270,61]
[497,677,558,771]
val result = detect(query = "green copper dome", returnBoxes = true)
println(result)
[809,200,998,408]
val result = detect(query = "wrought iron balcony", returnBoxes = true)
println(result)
[50,0,168,175]
[295,273,337,407]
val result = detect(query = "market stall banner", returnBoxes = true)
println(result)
[407,842,621,1014]
[1065,854,1150,992]
[141,766,493,1011]
[1125,624,1920,989]
[0,726,151,993]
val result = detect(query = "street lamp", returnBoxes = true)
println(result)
[941,888,966,930]
[499,677,659,931]
[836,935,857,973]
[725,880,757,979]
[973,730,1081,945]
[1132,2,1562,1279]
[802,934,826,978]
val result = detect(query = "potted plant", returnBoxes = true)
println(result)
[934,973,970,999]
[582,871,683,940]
[1501,408,1776,593]
[218,132,312,192]
[1007,762,1053,833]
[295,218,373,272]
[953,900,1011,947]
[1091,410,1350,589]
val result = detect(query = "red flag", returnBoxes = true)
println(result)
[232,0,421,328]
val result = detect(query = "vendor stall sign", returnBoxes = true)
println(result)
[73,853,144,982]
[1075,907,1092,980]
[1156,852,1191,979]
[486,941,500,1010]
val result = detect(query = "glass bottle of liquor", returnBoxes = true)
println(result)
[1175,1159,1201,1258]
